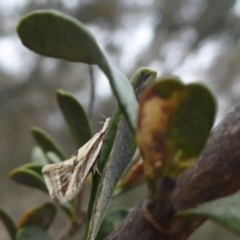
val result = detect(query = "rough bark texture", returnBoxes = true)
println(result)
[106,103,240,240]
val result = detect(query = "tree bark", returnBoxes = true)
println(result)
[106,103,240,240]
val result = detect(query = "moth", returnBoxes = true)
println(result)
[42,118,111,203]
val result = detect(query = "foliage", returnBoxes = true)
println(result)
[1,9,239,240]
[177,193,240,236]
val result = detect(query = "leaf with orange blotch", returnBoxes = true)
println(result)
[114,156,144,196]
[18,203,56,230]
[136,77,216,193]
[120,158,144,189]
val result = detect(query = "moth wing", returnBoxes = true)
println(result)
[42,132,104,203]
[63,132,105,200]
[42,156,78,203]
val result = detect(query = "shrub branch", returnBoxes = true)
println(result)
[106,103,240,240]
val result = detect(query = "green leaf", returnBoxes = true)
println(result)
[136,78,216,192]
[46,152,62,163]
[95,208,129,240]
[16,225,53,240]
[31,146,48,164]
[0,208,16,240]
[17,10,138,131]
[85,108,121,240]
[177,193,240,236]
[9,168,47,192]
[20,163,44,176]
[56,89,92,148]
[18,203,56,230]
[85,68,156,240]
[31,127,65,160]
[129,67,157,99]
[167,82,217,164]
[114,156,145,197]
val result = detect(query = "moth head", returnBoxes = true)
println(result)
[101,117,111,133]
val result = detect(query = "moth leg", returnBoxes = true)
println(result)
[92,161,101,176]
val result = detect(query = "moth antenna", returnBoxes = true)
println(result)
[99,113,107,119]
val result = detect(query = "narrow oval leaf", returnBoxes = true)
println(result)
[46,152,62,164]
[17,10,138,130]
[85,108,121,240]
[85,68,156,240]
[129,67,157,97]
[9,168,47,192]
[16,225,53,240]
[31,146,48,164]
[113,149,145,198]
[21,163,44,176]
[0,208,16,240]
[95,208,129,240]
[17,10,102,64]
[31,127,65,160]
[56,89,92,147]
[115,157,144,195]
[136,78,216,192]
[177,193,240,236]
[18,203,56,230]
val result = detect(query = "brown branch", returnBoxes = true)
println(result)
[106,103,240,240]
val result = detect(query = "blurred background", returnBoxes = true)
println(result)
[1,0,240,239]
